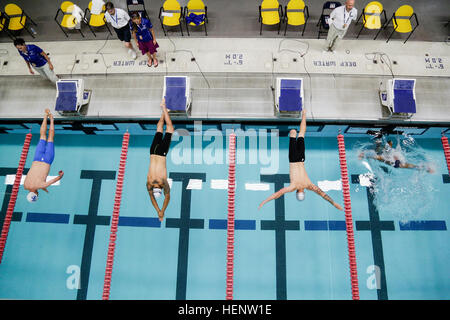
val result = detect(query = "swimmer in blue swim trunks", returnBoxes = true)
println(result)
[24,109,64,202]
[359,151,434,173]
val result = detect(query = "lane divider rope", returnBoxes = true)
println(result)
[0,133,32,264]
[337,132,360,300]
[102,132,130,300]
[441,134,450,174]
[226,133,236,300]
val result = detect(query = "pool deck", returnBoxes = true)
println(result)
[0,38,449,123]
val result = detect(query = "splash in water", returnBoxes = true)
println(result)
[355,133,438,222]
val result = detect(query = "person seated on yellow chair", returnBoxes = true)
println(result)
[14,38,59,84]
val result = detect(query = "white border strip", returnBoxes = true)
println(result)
[4,175,61,186]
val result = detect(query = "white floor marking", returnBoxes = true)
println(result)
[245,183,270,191]
[210,179,228,190]
[186,179,203,190]
[4,175,61,186]
[359,173,374,187]
[317,180,342,191]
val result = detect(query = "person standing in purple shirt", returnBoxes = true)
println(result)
[130,12,159,67]
[14,38,59,84]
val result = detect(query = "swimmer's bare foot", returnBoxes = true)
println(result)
[158,210,164,222]
[45,108,51,115]
[359,152,364,160]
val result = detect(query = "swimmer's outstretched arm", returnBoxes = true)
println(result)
[299,109,307,137]
[148,191,164,221]
[359,152,389,164]
[159,180,171,215]
[307,183,343,211]
[258,186,296,209]
[40,170,64,192]
[147,184,162,216]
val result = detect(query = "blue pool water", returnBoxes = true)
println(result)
[0,123,448,300]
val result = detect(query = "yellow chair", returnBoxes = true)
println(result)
[184,0,208,36]
[283,0,309,36]
[159,0,184,36]
[1,11,15,40]
[54,1,92,38]
[4,3,37,38]
[259,0,283,35]
[384,5,419,43]
[84,1,112,37]
[355,1,387,39]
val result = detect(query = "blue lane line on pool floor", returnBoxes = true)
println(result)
[304,220,346,231]
[118,216,161,228]
[209,219,256,230]
[26,212,70,224]
[19,214,448,231]
[399,220,447,230]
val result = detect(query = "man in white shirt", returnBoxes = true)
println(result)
[104,1,137,59]
[325,0,357,53]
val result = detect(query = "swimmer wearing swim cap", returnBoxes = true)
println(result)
[147,98,174,221]
[258,110,344,211]
[24,109,64,203]
[296,191,305,201]
[27,191,38,203]
[359,140,435,174]
[153,188,162,199]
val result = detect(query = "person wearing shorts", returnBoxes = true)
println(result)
[259,110,343,211]
[14,38,59,84]
[24,109,64,203]
[150,131,172,157]
[289,135,305,163]
[105,1,137,59]
[130,12,159,67]
[147,99,174,221]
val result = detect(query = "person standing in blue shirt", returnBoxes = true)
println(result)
[14,38,59,84]
[130,12,159,67]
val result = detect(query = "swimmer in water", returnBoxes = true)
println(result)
[359,145,434,173]
[258,110,343,211]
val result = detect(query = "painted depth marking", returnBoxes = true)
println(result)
[5,175,61,186]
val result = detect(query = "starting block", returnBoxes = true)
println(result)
[55,79,91,116]
[163,76,192,116]
[380,78,416,119]
[275,77,303,117]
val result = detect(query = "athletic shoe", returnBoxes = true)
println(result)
[128,49,137,60]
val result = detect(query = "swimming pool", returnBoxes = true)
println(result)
[0,121,448,300]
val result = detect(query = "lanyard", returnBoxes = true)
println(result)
[343,8,353,25]
[112,11,118,24]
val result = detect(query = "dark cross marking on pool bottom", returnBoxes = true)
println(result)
[73,170,115,300]
[351,174,394,301]
[58,123,100,135]
[0,167,30,226]
[260,174,300,300]
[165,172,206,300]
[443,174,450,185]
